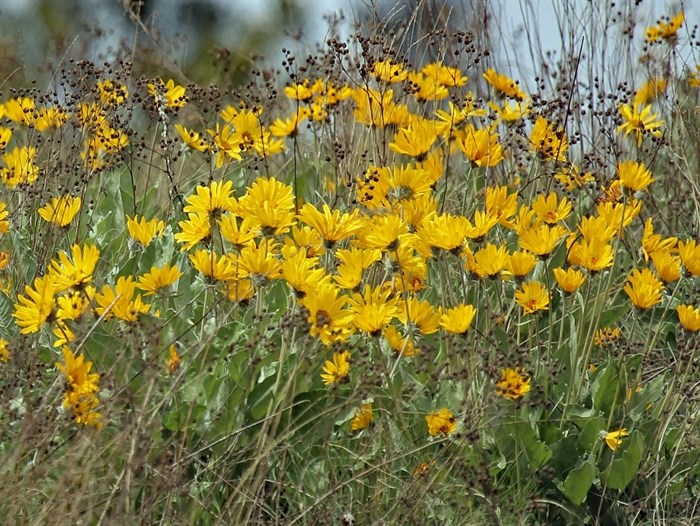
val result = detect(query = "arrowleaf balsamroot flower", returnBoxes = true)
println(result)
[94,276,151,322]
[373,59,408,83]
[645,11,684,42]
[351,402,374,431]
[624,268,664,309]
[595,326,621,348]
[175,212,211,251]
[518,224,567,259]
[189,249,237,282]
[0,201,9,234]
[301,282,353,345]
[137,264,183,296]
[147,77,188,108]
[553,267,586,294]
[298,203,364,249]
[455,124,504,167]
[567,237,615,273]
[38,195,82,227]
[13,275,56,334]
[348,285,398,336]
[515,281,549,314]
[617,160,654,192]
[389,118,439,161]
[468,243,509,279]
[383,325,419,357]
[678,240,700,276]
[483,68,526,101]
[677,305,700,332]
[183,180,237,219]
[320,350,350,385]
[425,408,457,437]
[641,218,677,262]
[529,117,568,161]
[238,177,296,236]
[56,346,103,429]
[439,304,477,335]
[504,250,538,280]
[395,297,441,335]
[650,250,681,283]
[617,103,663,146]
[49,244,100,293]
[485,185,518,228]
[496,367,531,400]
[531,192,572,225]
[1,145,39,187]
[604,428,629,452]
[127,215,166,246]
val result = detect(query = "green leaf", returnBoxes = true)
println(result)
[516,422,552,470]
[578,416,606,452]
[601,431,644,490]
[592,361,621,415]
[560,455,596,505]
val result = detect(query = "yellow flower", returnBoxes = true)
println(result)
[320,350,350,385]
[650,250,681,284]
[406,71,449,101]
[348,284,398,336]
[504,250,538,280]
[604,428,629,451]
[147,77,187,108]
[62,390,103,429]
[1,146,40,187]
[94,276,151,322]
[624,268,664,309]
[127,215,165,246]
[175,212,211,252]
[283,80,314,101]
[646,11,684,43]
[175,124,209,152]
[641,218,677,262]
[49,244,100,293]
[0,126,12,149]
[421,62,467,87]
[618,160,654,192]
[351,402,374,431]
[455,124,504,167]
[567,237,615,273]
[425,408,457,436]
[595,326,621,347]
[496,367,531,400]
[439,304,477,335]
[482,185,514,223]
[97,79,129,106]
[238,177,296,236]
[184,180,237,219]
[555,163,595,191]
[2,97,35,126]
[531,192,572,224]
[395,297,441,335]
[678,239,700,276]
[234,240,283,284]
[269,107,311,137]
[34,105,69,132]
[483,68,526,101]
[468,243,509,279]
[168,344,181,374]
[0,201,9,234]
[56,346,100,395]
[373,59,408,83]
[518,224,567,259]
[553,267,586,294]
[137,264,183,296]
[515,281,549,314]
[301,282,353,345]
[530,117,568,161]
[298,203,364,249]
[189,249,237,282]
[617,103,663,147]
[38,195,82,227]
[389,118,439,161]
[13,275,56,334]
[677,305,700,332]
[0,339,9,363]
[633,78,667,105]
[487,99,530,123]
[383,325,419,357]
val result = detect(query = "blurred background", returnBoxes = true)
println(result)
[0,0,695,90]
